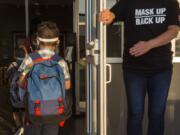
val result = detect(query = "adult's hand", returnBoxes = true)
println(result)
[99,9,115,25]
[130,25,179,57]
[129,41,152,57]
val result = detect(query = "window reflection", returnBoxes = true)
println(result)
[107,22,123,57]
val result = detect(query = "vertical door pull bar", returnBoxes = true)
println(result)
[106,64,112,84]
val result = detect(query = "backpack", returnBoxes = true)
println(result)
[27,52,72,125]
[7,61,26,108]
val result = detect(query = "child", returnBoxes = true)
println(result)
[6,44,28,135]
[6,45,28,84]
[18,21,71,135]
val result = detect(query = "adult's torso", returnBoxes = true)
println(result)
[122,0,173,73]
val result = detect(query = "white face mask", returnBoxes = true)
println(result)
[38,49,55,58]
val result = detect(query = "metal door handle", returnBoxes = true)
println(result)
[106,64,112,84]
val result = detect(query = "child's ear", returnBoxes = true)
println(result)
[57,40,60,45]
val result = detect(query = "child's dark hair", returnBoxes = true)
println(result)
[37,21,59,39]
[15,47,26,59]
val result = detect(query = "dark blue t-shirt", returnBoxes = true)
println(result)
[111,0,179,73]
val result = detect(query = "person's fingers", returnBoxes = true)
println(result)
[101,14,110,20]
[130,46,140,52]
[134,50,144,56]
[102,20,111,25]
[130,48,146,57]
[101,10,111,18]
[100,16,112,24]
[99,12,110,22]
[131,50,142,56]
[129,41,149,57]
[101,15,109,20]
[102,9,110,14]
[134,53,142,57]
[105,19,113,24]
[130,49,138,55]
[129,46,142,55]
[99,10,114,24]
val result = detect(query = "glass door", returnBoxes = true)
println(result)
[86,0,99,134]
[86,0,124,135]
[86,0,109,135]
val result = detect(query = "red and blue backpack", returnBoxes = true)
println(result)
[27,52,72,125]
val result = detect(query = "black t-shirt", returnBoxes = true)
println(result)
[111,0,179,73]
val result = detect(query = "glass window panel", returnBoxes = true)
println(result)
[79,0,85,14]
[106,0,123,58]
[107,22,123,57]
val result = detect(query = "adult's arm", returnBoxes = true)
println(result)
[129,25,179,57]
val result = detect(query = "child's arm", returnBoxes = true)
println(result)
[18,73,27,88]
[18,55,33,88]
[18,63,33,88]
[58,60,71,91]
[65,79,71,90]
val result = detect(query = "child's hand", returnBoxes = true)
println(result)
[18,63,33,89]
[18,74,27,89]
[65,80,71,90]
[23,63,34,74]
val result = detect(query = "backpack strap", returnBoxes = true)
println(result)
[51,54,62,62]
[29,52,42,61]
[29,52,49,63]
[29,52,62,63]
